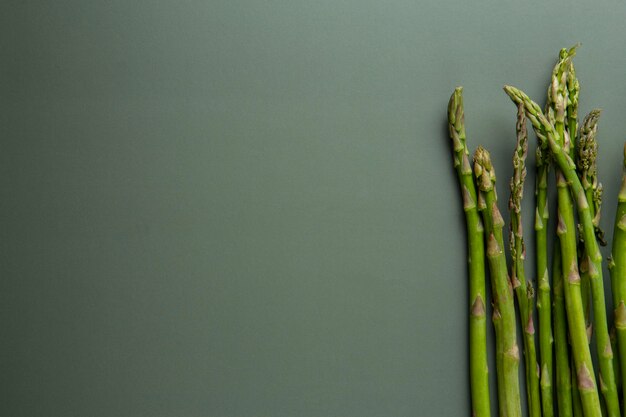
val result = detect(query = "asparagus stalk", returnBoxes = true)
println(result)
[555,54,591,415]
[536,94,554,417]
[558,166,591,417]
[536,146,554,417]
[546,48,590,416]
[610,142,626,409]
[553,238,574,417]
[576,112,604,351]
[509,104,540,417]
[577,110,602,347]
[535,47,576,417]
[609,323,623,402]
[503,85,609,417]
[572,358,584,417]
[447,88,491,417]
[474,146,522,417]
[493,307,505,417]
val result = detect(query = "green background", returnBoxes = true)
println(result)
[3,1,626,416]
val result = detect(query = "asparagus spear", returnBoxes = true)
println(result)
[558,166,589,417]
[572,357,584,417]
[536,93,554,417]
[509,104,540,417]
[503,85,610,417]
[553,238,574,417]
[536,140,555,417]
[555,53,590,416]
[544,48,574,417]
[576,110,603,346]
[474,146,522,417]
[577,109,605,245]
[610,142,626,409]
[546,48,590,417]
[447,88,491,417]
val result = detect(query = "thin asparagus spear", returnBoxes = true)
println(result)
[577,111,604,349]
[557,165,590,417]
[610,143,626,409]
[474,146,522,417]
[536,146,554,417]
[509,104,540,417]
[535,111,554,417]
[447,87,491,417]
[543,48,573,417]
[553,238,574,417]
[504,85,609,417]
[577,109,605,246]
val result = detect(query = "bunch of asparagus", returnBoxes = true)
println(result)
[448,45,626,417]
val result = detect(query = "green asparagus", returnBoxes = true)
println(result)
[447,87,491,417]
[474,146,522,417]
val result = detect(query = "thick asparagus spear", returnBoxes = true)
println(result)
[552,52,590,415]
[509,104,540,417]
[610,143,626,409]
[474,146,522,417]
[503,85,609,417]
[553,238,574,417]
[546,48,589,416]
[447,87,491,417]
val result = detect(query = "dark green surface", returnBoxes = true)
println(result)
[3,1,626,416]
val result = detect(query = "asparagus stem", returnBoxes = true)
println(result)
[474,147,522,417]
[547,49,595,417]
[610,143,626,409]
[480,184,505,417]
[447,88,491,417]
[562,63,593,360]
[504,85,609,417]
[509,104,540,417]
[553,238,574,417]
[572,356,584,417]
[536,133,554,417]
[558,165,599,416]
[525,282,541,417]
[493,307,505,417]
[577,111,605,355]
[609,325,621,397]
